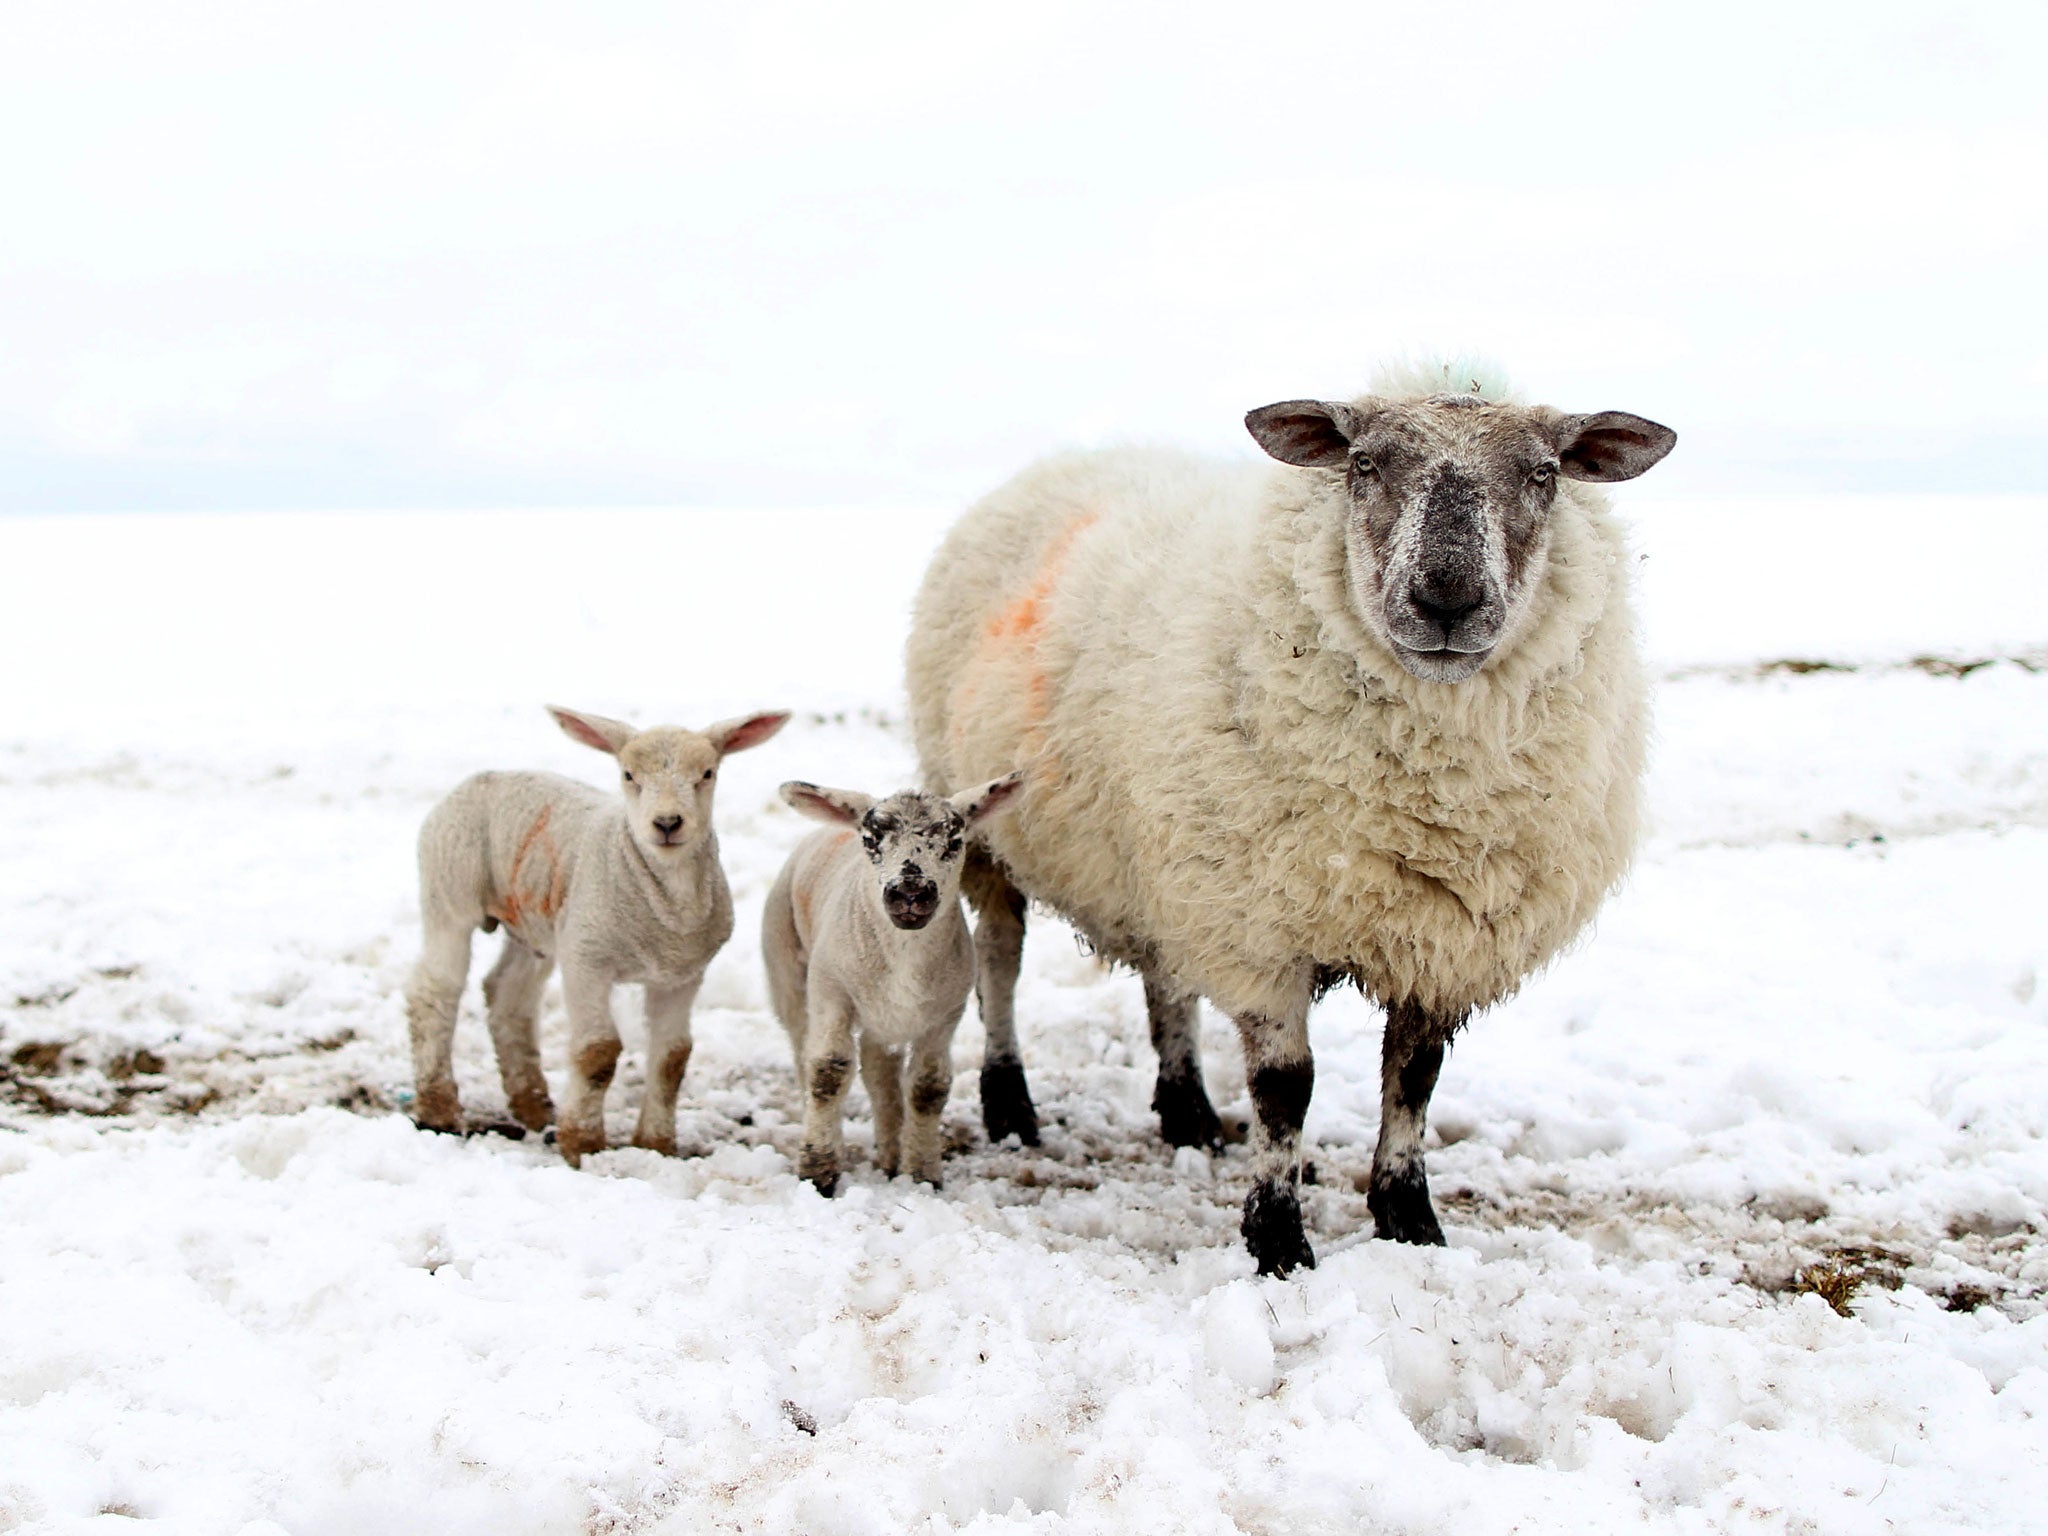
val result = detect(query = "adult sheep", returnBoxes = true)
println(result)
[905,362,1675,1275]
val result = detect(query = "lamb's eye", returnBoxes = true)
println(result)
[622,771,635,784]
[701,768,714,782]
[1530,462,1556,484]
[1351,454,1377,476]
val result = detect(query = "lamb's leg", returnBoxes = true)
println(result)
[963,849,1037,1146]
[1143,969,1222,1151]
[631,975,702,1155]
[798,992,857,1195]
[1233,1000,1316,1276]
[1368,1000,1463,1245]
[482,938,555,1131]
[904,1009,963,1187]
[557,969,621,1167]
[859,1036,904,1176]
[405,919,473,1133]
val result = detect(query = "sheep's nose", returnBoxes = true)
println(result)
[882,879,941,928]
[652,814,684,839]
[1409,572,1483,628]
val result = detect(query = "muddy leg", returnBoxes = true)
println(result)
[1368,1000,1462,1245]
[1143,968,1221,1151]
[557,969,621,1167]
[798,992,857,1195]
[963,850,1037,1146]
[1233,993,1316,1276]
[632,976,702,1155]
[405,919,473,1133]
[904,1012,962,1187]
[860,1036,905,1176]
[482,938,555,1131]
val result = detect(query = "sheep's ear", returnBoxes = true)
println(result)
[951,771,1024,825]
[705,710,791,757]
[548,705,636,756]
[1552,411,1676,483]
[780,781,874,826]
[1244,400,1367,468]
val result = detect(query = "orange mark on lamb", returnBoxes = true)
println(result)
[490,806,560,934]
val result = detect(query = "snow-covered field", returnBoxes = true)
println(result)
[3,496,2046,1534]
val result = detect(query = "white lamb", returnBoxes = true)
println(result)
[761,774,1022,1194]
[905,361,1675,1273]
[405,704,789,1163]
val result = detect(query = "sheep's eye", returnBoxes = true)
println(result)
[1351,454,1377,476]
[622,771,635,784]
[701,768,714,782]
[1530,462,1557,484]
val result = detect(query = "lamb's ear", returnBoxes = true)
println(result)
[1552,411,1676,483]
[1244,400,1368,468]
[780,781,874,826]
[548,705,636,756]
[704,710,791,757]
[951,771,1024,825]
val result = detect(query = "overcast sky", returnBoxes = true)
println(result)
[2,0,2041,511]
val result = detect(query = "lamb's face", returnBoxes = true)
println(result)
[855,791,968,931]
[615,727,722,857]
[1246,394,1676,684]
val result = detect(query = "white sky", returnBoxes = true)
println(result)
[1,0,2042,510]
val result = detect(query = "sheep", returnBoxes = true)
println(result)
[761,773,1023,1195]
[404,704,789,1163]
[904,361,1675,1274]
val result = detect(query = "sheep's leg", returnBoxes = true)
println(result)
[631,976,702,1156]
[556,970,621,1167]
[1143,969,1222,1151]
[860,1037,905,1176]
[963,850,1038,1146]
[761,864,809,1070]
[798,993,857,1196]
[903,1019,959,1188]
[1234,1001,1317,1276]
[405,919,474,1133]
[1368,1000,1463,1245]
[482,938,555,1132]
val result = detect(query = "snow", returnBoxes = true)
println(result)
[3,496,2046,1533]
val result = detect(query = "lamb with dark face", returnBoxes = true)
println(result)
[761,773,1022,1194]
[1244,394,1674,683]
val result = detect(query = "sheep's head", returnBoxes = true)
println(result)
[1246,393,1675,683]
[548,705,790,858]
[782,774,1023,930]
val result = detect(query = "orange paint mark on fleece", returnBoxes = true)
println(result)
[985,511,1098,645]
[488,806,560,934]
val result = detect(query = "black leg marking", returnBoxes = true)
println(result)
[1242,1176,1316,1277]
[909,1074,949,1119]
[1152,1068,1224,1152]
[808,1054,852,1101]
[1369,1000,1460,1247]
[1241,1048,1317,1275]
[979,1059,1040,1146]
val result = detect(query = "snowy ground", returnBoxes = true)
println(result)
[3,497,2046,1534]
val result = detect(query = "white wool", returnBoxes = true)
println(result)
[907,390,1645,1021]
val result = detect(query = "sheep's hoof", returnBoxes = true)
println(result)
[508,1088,555,1133]
[980,1061,1041,1147]
[556,1124,606,1167]
[412,1083,464,1135]
[1242,1178,1316,1276]
[631,1131,677,1157]
[798,1148,841,1197]
[1152,1071,1224,1152]
[1368,1166,1446,1246]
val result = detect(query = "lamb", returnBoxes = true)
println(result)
[761,773,1023,1195]
[405,704,789,1163]
[905,361,1675,1274]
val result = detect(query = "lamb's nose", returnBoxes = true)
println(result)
[652,815,684,838]
[882,880,941,926]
